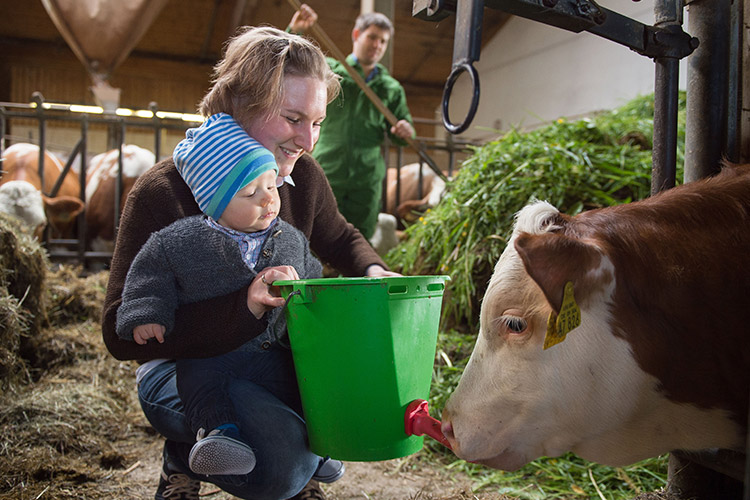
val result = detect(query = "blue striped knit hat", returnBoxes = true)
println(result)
[174,113,278,219]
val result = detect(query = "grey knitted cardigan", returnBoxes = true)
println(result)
[115,215,322,342]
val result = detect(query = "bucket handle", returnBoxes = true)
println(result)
[272,289,302,349]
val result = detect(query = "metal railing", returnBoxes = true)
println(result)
[1,93,195,266]
[1,94,479,266]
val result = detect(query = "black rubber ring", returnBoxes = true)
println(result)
[442,62,480,135]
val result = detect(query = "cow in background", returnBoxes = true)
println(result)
[0,143,85,238]
[385,163,447,224]
[85,144,155,252]
[370,163,448,256]
[368,212,399,256]
[441,164,749,471]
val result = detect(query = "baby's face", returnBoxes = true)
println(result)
[217,169,280,233]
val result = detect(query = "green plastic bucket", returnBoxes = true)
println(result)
[276,275,449,461]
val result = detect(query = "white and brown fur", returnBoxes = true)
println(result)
[441,164,750,471]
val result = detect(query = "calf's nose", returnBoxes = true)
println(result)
[441,414,455,444]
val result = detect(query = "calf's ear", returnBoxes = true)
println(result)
[42,195,85,220]
[514,232,602,314]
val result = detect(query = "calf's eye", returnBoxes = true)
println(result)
[503,316,527,334]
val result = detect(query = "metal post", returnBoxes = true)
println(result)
[77,118,88,263]
[684,0,730,183]
[114,121,125,243]
[725,0,743,163]
[651,0,683,195]
[0,107,6,156]
[396,146,403,207]
[151,102,162,161]
[652,58,680,194]
[33,93,46,190]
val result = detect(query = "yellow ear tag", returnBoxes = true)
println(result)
[543,281,581,350]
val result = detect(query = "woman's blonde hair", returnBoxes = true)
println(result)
[199,26,340,126]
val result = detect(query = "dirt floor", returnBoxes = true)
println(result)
[0,254,511,500]
[119,437,509,499]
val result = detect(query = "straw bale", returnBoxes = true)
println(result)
[0,212,48,335]
[22,318,104,381]
[0,213,47,391]
[0,286,31,390]
[9,265,107,380]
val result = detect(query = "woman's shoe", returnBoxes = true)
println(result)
[155,442,201,499]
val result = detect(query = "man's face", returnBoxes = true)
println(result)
[352,25,390,67]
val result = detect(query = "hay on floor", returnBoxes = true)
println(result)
[0,213,47,390]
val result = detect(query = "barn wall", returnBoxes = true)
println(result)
[0,39,446,160]
[0,41,211,158]
[445,0,688,141]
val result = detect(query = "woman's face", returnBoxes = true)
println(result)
[245,75,328,179]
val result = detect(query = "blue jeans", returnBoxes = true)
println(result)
[137,347,319,500]
[175,345,302,437]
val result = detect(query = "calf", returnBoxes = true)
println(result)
[0,180,47,238]
[441,164,750,471]
[0,143,84,238]
[385,163,446,223]
[85,144,154,252]
[369,212,400,256]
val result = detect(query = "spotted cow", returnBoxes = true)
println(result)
[385,163,446,223]
[84,145,155,252]
[441,164,750,471]
[0,143,84,238]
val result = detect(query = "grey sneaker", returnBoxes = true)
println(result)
[155,443,201,499]
[188,427,256,476]
[312,457,345,483]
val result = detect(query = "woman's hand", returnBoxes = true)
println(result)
[365,264,401,277]
[247,265,301,319]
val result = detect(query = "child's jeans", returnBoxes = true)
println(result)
[137,341,319,500]
[175,340,302,435]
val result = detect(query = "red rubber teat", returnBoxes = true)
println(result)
[404,399,452,449]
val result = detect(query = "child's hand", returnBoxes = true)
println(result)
[248,265,300,318]
[133,323,166,345]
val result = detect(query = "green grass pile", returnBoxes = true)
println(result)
[386,93,685,330]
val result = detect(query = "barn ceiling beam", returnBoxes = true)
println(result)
[227,0,250,38]
[0,36,218,67]
[200,0,223,60]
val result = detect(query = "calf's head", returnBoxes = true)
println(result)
[441,199,745,470]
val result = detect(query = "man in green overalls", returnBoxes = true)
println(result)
[288,5,415,240]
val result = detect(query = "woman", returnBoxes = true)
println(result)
[101,26,397,500]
